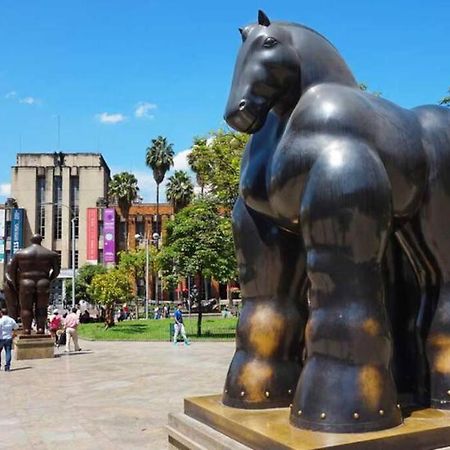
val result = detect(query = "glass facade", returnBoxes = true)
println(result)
[53,176,63,240]
[36,176,46,237]
[70,176,79,239]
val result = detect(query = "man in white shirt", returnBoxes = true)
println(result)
[0,308,19,371]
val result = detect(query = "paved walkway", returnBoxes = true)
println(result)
[0,340,235,450]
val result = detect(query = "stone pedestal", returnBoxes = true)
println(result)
[14,334,54,360]
[167,395,450,450]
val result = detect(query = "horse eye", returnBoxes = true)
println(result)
[263,37,278,48]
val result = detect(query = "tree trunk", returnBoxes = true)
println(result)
[197,299,203,337]
[155,182,160,305]
[156,183,160,236]
[104,305,115,329]
[227,281,233,308]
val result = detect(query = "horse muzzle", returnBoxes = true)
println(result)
[224,99,261,134]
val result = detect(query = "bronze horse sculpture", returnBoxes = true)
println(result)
[223,11,450,433]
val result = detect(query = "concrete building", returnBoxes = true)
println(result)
[0,152,110,300]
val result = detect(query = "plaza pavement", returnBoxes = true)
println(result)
[3,341,449,450]
[0,340,235,450]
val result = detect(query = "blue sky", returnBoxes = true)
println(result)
[0,0,449,202]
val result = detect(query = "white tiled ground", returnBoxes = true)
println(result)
[0,340,235,450]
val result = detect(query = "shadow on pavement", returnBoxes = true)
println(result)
[55,350,93,357]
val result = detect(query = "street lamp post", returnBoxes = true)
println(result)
[70,215,76,309]
[145,237,149,319]
[151,232,160,305]
[43,202,77,309]
[135,233,159,319]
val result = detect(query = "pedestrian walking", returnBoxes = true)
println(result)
[0,308,19,371]
[64,307,81,352]
[48,309,62,346]
[173,303,190,346]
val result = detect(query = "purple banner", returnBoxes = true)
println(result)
[103,208,116,264]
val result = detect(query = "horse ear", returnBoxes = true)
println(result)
[239,27,248,41]
[258,10,271,26]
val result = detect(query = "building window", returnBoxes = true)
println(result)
[53,176,63,240]
[70,176,79,239]
[36,176,46,237]
[136,216,144,237]
[56,251,62,267]
[70,250,79,269]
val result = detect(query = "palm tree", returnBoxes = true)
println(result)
[440,88,450,107]
[188,138,209,196]
[166,170,194,212]
[108,172,139,249]
[145,136,174,232]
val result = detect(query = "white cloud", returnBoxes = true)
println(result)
[96,112,126,124]
[19,96,39,105]
[0,183,11,196]
[5,91,16,99]
[173,148,191,171]
[134,102,157,119]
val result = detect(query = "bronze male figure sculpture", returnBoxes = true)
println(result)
[5,234,60,335]
[223,10,450,433]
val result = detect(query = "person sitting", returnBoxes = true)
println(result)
[79,309,91,324]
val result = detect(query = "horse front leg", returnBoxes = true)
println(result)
[291,140,402,432]
[223,198,307,408]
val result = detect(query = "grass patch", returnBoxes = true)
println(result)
[78,317,238,341]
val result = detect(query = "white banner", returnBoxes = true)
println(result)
[0,209,5,263]
[0,209,4,238]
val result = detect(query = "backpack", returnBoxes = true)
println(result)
[50,316,61,331]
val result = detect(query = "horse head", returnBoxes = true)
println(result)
[224,11,356,134]
[225,11,302,133]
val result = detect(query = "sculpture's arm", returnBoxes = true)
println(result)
[49,255,61,282]
[5,257,18,292]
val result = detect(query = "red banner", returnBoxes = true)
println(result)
[86,208,98,262]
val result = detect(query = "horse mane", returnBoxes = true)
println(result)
[274,21,339,51]
[269,20,357,89]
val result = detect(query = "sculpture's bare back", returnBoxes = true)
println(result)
[5,234,60,334]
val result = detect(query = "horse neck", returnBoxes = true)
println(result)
[290,25,357,92]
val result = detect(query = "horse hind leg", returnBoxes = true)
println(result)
[394,221,439,406]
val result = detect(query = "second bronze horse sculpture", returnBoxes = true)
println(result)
[223,11,450,433]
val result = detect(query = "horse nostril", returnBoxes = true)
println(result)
[239,100,247,111]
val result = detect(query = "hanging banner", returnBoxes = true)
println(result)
[11,208,24,256]
[86,208,98,263]
[0,209,5,263]
[103,208,116,264]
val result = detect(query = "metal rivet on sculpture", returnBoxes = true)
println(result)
[222,10,450,433]
[5,234,60,334]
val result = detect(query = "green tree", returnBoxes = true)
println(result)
[188,130,248,213]
[118,249,146,318]
[440,88,450,107]
[65,263,107,305]
[145,136,174,232]
[359,82,382,97]
[109,172,139,248]
[158,199,237,336]
[88,268,133,328]
[166,170,194,212]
